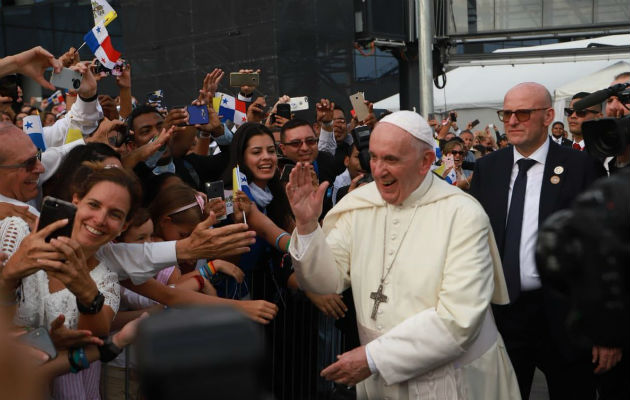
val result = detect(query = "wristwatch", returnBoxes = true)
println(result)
[76,291,105,314]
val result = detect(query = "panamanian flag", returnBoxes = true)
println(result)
[216,92,247,127]
[83,22,121,69]
[23,115,46,151]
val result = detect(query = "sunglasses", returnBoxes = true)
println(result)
[282,137,319,148]
[564,108,599,117]
[497,108,548,122]
[0,149,42,172]
[449,150,466,156]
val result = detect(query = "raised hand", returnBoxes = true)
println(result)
[198,68,224,104]
[316,98,334,124]
[285,162,328,234]
[59,47,80,68]
[121,126,173,168]
[2,46,62,90]
[175,213,257,260]
[1,219,69,288]
[115,61,131,89]
[237,68,260,96]
[163,107,188,132]
[39,237,99,305]
[205,197,226,219]
[246,97,267,124]
[71,61,97,99]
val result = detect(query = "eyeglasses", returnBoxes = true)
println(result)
[449,150,466,156]
[564,108,599,118]
[497,108,548,122]
[282,137,319,148]
[0,150,42,172]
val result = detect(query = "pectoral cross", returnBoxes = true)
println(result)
[370,284,388,320]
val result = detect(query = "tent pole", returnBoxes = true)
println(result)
[417,0,434,118]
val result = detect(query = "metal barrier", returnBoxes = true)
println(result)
[103,269,357,399]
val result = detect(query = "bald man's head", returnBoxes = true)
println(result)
[502,82,554,157]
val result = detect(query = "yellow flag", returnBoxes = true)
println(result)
[212,96,222,112]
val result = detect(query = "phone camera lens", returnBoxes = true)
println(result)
[72,79,80,89]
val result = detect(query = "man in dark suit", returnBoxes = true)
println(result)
[550,121,572,147]
[470,82,606,400]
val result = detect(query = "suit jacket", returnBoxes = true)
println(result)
[549,135,573,147]
[470,141,606,360]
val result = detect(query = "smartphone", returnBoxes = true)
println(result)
[289,96,309,111]
[229,72,259,87]
[18,327,57,361]
[50,68,83,90]
[349,92,370,122]
[186,104,210,126]
[205,181,225,200]
[443,154,455,170]
[280,164,296,182]
[37,197,77,242]
[449,112,457,122]
[276,103,291,120]
[92,59,111,77]
[471,119,480,128]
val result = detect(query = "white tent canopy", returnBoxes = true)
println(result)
[374,34,630,128]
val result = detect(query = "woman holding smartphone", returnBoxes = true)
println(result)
[8,163,140,400]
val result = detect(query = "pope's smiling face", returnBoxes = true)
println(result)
[369,122,434,205]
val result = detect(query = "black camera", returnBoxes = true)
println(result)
[351,125,373,183]
[536,171,630,348]
[72,78,81,90]
[578,83,630,160]
[583,116,629,160]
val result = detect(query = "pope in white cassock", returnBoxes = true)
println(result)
[286,111,521,399]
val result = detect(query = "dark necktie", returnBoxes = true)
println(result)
[502,158,537,303]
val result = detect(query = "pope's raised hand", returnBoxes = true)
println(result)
[285,162,328,235]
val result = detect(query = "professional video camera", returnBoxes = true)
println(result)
[536,170,629,349]
[577,82,630,160]
[351,125,373,184]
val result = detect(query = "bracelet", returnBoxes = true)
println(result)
[192,274,204,291]
[98,336,124,363]
[68,347,89,373]
[79,93,98,103]
[198,265,209,280]
[274,232,290,251]
[285,238,291,253]
[207,260,217,275]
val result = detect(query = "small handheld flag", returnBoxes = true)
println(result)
[232,165,251,224]
[23,115,46,151]
[83,22,121,69]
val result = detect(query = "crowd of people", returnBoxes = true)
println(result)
[0,44,628,400]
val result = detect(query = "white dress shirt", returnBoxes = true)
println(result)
[506,137,549,291]
[551,135,564,146]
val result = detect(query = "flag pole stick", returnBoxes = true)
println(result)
[74,42,87,54]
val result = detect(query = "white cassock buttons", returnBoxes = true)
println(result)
[393,219,399,225]
[391,234,397,240]
[377,325,383,331]
[388,249,394,255]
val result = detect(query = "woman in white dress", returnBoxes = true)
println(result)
[9,162,141,399]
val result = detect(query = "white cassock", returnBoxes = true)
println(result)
[290,173,521,399]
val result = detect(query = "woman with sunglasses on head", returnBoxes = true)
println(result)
[5,162,141,400]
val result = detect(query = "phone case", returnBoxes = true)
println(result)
[19,327,57,360]
[289,97,309,111]
[280,164,296,182]
[50,68,83,90]
[349,92,369,122]
[187,105,210,125]
[229,73,259,87]
[205,181,225,200]
[276,103,291,120]
[38,197,77,242]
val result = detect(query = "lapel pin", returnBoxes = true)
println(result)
[553,166,564,175]
[550,176,560,184]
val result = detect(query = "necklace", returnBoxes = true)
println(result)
[370,203,420,320]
